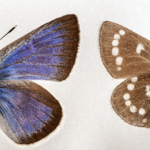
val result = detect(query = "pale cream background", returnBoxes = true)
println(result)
[0,0,150,149]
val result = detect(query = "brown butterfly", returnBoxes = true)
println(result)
[100,21,150,127]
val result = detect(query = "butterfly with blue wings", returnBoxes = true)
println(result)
[100,21,150,127]
[0,14,79,144]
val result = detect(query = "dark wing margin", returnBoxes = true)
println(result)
[0,80,62,144]
[99,21,150,79]
[0,14,79,81]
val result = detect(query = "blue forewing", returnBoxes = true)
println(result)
[0,14,79,81]
[0,14,79,144]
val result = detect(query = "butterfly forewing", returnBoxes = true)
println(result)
[100,21,150,79]
[0,14,79,81]
[0,80,62,144]
[111,73,150,127]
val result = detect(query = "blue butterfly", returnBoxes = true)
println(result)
[0,14,79,144]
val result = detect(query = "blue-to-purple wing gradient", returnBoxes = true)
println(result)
[0,14,79,144]
[0,14,79,81]
[0,80,62,144]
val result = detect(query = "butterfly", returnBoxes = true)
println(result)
[100,21,150,128]
[0,14,79,144]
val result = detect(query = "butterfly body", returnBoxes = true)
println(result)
[0,14,79,144]
[100,21,150,127]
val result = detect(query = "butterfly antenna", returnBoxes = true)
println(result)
[0,25,17,41]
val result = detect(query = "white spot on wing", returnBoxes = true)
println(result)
[116,57,123,65]
[114,34,120,40]
[130,106,137,113]
[127,83,134,91]
[143,118,147,123]
[112,47,119,56]
[146,85,150,97]
[117,67,122,71]
[112,40,119,46]
[131,77,138,82]
[136,43,145,54]
[139,108,146,115]
[123,93,130,100]
[125,100,131,106]
[119,30,125,35]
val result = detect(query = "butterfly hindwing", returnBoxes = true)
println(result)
[0,80,62,144]
[0,14,79,81]
[111,72,150,127]
[100,21,150,79]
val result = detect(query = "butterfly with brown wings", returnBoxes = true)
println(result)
[100,21,150,127]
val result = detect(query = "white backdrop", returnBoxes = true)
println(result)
[0,0,150,150]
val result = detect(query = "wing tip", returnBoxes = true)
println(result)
[57,14,80,81]
[100,21,116,34]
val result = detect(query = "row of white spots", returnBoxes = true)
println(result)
[122,77,147,123]
[111,30,125,71]
[123,93,146,114]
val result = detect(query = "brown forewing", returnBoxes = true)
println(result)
[100,21,150,79]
